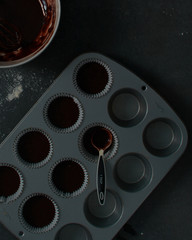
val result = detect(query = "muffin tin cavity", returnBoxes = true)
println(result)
[74,59,112,98]
[19,194,59,233]
[44,93,83,133]
[79,123,118,162]
[55,224,92,240]
[143,118,182,156]
[0,164,24,203]
[115,154,152,192]
[84,190,122,227]
[108,89,147,127]
[15,129,53,168]
[50,159,88,198]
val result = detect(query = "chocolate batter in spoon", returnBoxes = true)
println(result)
[91,127,113,205]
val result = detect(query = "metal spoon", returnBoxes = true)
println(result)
[91,127,113,205]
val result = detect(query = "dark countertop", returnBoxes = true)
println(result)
[0,0,192,239]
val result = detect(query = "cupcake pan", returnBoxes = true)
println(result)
[0,53,188,240]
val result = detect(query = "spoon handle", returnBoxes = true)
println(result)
[96,149,106,205]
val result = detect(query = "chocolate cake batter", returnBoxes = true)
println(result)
[47,96,80,129]
[22,195,55,228]
[0,0,55,61]
[0,166,20,197]
[76,62,109,94]
[52,160,84,193]
[17,131,50,163]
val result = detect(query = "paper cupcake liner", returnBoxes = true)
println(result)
[19,193,59,233]
[0,163,24,204]
[43,93,84,133]
[14,128,53,169]
[73,58,113,98]
[49,158,88,198]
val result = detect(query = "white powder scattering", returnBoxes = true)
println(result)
[179,32,189,36]
[1,67,55,106]
[6,85,23,102]
[162,8,174,17]
[2,70,24,102]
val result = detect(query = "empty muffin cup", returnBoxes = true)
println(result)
[55,224,92,240]
[19,194,59,233]
[115,154,152,192]
[15,129,53,168]
[84,190,122,227]
[143,118,182,156]
[74,59,113,98]
[108,89,147,127]
[0,164,24,203]
[50,159,88,198]
[44,93,83,133]
[79,124,118,162]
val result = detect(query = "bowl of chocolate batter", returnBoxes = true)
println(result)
[0,0,61,68]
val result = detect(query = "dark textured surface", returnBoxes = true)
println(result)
[0,0,192,239]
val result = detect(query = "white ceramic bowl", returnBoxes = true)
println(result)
[0,0,61,68]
